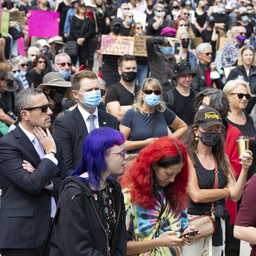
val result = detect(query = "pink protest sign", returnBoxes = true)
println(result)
[28,10,59,37]
[17,37,26,56]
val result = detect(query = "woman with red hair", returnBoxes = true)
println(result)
[120,136,197,255]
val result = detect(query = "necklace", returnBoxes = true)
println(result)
[98,181,109,214]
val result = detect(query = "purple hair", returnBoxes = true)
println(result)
[72,127,125,189]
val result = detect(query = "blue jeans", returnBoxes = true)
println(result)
[135,64,148,87]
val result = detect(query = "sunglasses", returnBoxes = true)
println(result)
[12,70,20,74]
[230,93,251,100]
[239,32,246,36]
[128,15,133,18]
[20,63,28,67]
[24,103,53,113]
[143,89,161,95]
[57,62,72,67]
[181,38,190,42]
[136,27,143,29]
[204,52,212,56]
[50,87,66,94]
[105,147,126,159]
[38,60,46,64]
[183,12,189,15]
[156,9,164,12]
[30,54,36,57]
[180,24,188,27]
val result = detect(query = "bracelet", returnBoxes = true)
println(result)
[46,151,56,156]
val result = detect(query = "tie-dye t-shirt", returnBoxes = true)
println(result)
[123,186,188,256]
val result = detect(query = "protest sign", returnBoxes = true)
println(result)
[10,11,25,25]
[28,10,59,37]
[1,10,9,37]
[224,66,236,78]
[17,37,26,56]
[101,35,134,55]
[133,35,150,57]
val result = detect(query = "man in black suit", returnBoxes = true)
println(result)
[53,70,118,174]
[0,89,68,256]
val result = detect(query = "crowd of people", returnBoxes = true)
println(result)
[1,0,256,255]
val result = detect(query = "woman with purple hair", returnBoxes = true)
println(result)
[50,127,128,256]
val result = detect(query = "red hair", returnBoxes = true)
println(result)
[120,137,189,214]
[173,17,187,31]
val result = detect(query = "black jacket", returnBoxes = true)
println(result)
[191,62,224,92]
[50,176,127,256]
[226,65,256,114]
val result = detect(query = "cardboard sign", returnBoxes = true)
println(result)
[101,35,134,55]
[1,10,9,37]
[28,10,59,37]
[133,35,150,57]
[10,11,26,25]
[218,37,233,51]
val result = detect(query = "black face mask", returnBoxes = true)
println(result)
[55,44,62,54]
[173,5,179,9]
[96,3,102,7]
[147,4,153,9]
[199,132,220,147]
[121,71,137,82]
[181,2,186,7]
[209,22,215,28]
[112,26,121,35]
[48,89,66,104]
[182,40,189,48]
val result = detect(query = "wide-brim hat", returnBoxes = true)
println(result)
[4,72,19,92]
[193,107,223,129]
[173,62,197,78]
[48,36,66,46]
[37,39,50,48]
[236,7,252,19]
[38,72,72,100]
[83,0,96,8]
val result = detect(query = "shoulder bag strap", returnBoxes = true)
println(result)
[211,156,218,220]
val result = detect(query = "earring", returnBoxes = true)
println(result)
[195,136,199,141]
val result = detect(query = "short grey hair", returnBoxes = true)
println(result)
[13,55,28,65]
[54,53,71,64]
[28,46,39,55]
[196,43,212,55]
[153,3,164,11]
[15,88,43,119]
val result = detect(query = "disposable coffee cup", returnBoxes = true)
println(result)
[236,136,249,156]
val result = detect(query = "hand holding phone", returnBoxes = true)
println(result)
[174,42,180,54]
[179,230,199,238]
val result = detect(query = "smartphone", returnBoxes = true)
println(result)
[179,230,199,238]
[174,42,180,54]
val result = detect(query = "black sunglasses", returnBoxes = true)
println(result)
[12,70,20,74]
[230,93,251,100]
[38,60,46,64]
[239,32,246,36]
[57,62,72,67]
[204,52,212,56]
[143,89,161,95]
[24,103,53,113]
[50,87,66,94]
[181,38,190,42]
[20,63,28,67]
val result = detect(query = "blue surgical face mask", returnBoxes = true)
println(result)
[144,93,161,107]
[123,9,128,14]
[185,0,191,5]
[79,90,102,108]
[11,71,20,80]
[242,15,249,22]
[13,0,19,3]
[58,68,71,79]
[126,18,133,25]
[19,70,27,76]
[156,11,162,17]
[218,7,225,13]
[161,46,173,55]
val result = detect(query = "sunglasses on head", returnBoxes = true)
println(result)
[181,38,190,42]
[230,93,251,100]
[20,63,28,67]
[24,103,53,113]
[38,60,46,64]
[57,62,72,67]
[204,52,212,56]
[143,89,161,95]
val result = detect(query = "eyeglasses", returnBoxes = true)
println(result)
[123,8,129,10]
[183,12,189,15]
[179,24,188,27]
[12,70,20,74]
[239,32,246,36]
[128,15,133,18]
[23,103,53,113]
[230,93,251,100]
[204,52,212,56]
[180,38,190,42]
[136,26,143,29]
[57,62,72,67]
[156,9,164,12]
[105,147,127,159]
[20,63,28,67]
[143,89,161,95]
[38,60,46,64]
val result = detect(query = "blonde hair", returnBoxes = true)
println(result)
[223,79,251,96]
[176,30,192,51]
[238,45,256,66]
[133,78,166,113]
[123,11,133,20]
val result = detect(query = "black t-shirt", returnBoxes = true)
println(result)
[121,25,131,36]
[105,82,140,106]
[145,10,154,22]
[201,28,219,52]
[212,13,229,31]
[57,1,70,35]
[146,18,169,36]
[195,11,207,28]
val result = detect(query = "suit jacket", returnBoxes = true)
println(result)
[53,106,119,174]
[0,126,68,249]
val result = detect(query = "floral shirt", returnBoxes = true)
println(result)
[123,186,188,256]
[221,40,241,68]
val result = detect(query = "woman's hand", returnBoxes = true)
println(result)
[239,150,253,169]
[77,38,85,46]
[181,226,198,246]
[22,160,35,173]
[156,231,186,248]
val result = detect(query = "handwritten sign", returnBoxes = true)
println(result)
[28,10,59,37]
[133,35,150,57]
[10,11,26,25]
[1,10,9,37]
[101,35,134,55]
